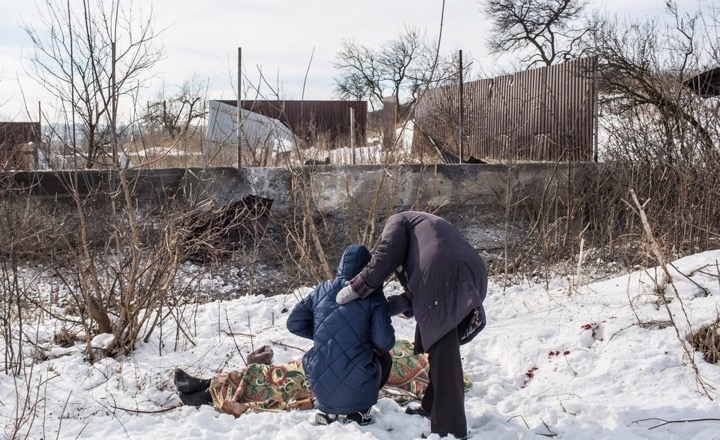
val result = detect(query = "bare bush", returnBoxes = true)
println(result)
[499,3,720,275]
[0,167,275,361]
[691,318,720,364]
[23,0,163,169]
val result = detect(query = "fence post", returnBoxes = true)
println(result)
[458,50,464,164]
[350,107,356,164]
[237,47,242,168]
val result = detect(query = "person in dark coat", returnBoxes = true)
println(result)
[336,211,487,439]
[287,244,396,425]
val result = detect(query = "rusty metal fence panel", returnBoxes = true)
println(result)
[414,57,597,162]
[0,122,41,170]
[218,100,367,146]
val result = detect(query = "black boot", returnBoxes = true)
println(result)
[178,389,213,407]
[405,403,430,419]
[315,412,337,425]
[345,408,373,426]
[174,368,211,394]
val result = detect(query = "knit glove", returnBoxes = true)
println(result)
[336,282,359,305]
[387,294,412,316]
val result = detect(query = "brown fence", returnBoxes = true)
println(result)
[0,122,41,170]
[218,100,367,146]
[414,57,597,162]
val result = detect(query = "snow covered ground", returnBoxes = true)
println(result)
[2,249,720,439]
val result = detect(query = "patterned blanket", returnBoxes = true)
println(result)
[208,340,472,417]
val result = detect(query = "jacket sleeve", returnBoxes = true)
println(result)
[286,294,314,340]
[351,216,409,298]
[369,297,396,353]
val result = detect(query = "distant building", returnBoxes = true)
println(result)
[685,67,720,97]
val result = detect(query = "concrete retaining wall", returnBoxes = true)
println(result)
[2,163,587,214]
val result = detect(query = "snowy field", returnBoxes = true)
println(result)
[2,249,720,439]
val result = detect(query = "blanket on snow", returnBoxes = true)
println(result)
[208,340,472,417]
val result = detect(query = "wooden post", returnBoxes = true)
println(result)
[458,49,464,164]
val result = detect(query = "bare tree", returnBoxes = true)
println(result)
[143,75,208,139]
[23,0,163,168]
[585,1,717,161]
[482,0,590,68]
[334,41,382,106]
[333,27,458,112]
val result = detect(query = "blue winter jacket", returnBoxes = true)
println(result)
[286,244,396,415]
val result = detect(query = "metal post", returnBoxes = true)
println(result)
[68,0,76,151]
[458,50,464,164]
[111,41,117,166]
[350,107,356,165]
[237,47,242,168]
[592,58,599,163]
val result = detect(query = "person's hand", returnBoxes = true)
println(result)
[387,294,411,316]
[336,282,359,305]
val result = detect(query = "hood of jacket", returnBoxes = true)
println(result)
[336,244,372,281]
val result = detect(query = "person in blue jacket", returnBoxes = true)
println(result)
[287,244,396,426]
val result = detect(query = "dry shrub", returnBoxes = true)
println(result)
[690,318,720,364]
[126,131,208,168]
[52,327,79,348]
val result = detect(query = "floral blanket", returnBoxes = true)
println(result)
[208,340,472,417]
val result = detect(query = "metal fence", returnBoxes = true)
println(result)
[216,100,367,146]
[413,57,598,162]
[0,122,42,170]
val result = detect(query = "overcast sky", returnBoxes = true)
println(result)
[0,0,708,121]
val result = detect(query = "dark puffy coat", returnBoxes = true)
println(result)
[349,211,487,351]
[286,244,395,415]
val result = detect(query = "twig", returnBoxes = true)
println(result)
[247,312,255,353]
[576,236,585,284]
[270,340,307,353]
[507,414,558,437]
[632,417,720,430]
[113,404,183,414]
[538,419,558,437]
[562,351,577,376]
[224,311,248,366]
[668,261,710,297]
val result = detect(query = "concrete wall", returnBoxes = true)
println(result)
[1,163,592,265]
[1,163,587,214]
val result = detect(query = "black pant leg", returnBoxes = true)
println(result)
[421,379,434,411]
[377,350,393,390]
[427,327,467,438]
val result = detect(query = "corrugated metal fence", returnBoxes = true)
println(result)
[414,57,597,162]
[218,100,367,146]
[0,122,41,170]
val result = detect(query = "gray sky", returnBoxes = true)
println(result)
[0,0,707,121]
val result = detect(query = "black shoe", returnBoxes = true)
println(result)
[178,389,212,407]
[421,432,468,439]
[345,409,372,426]
[315,412,337,425]
[174,368,211,394]
[405,404,431,418]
